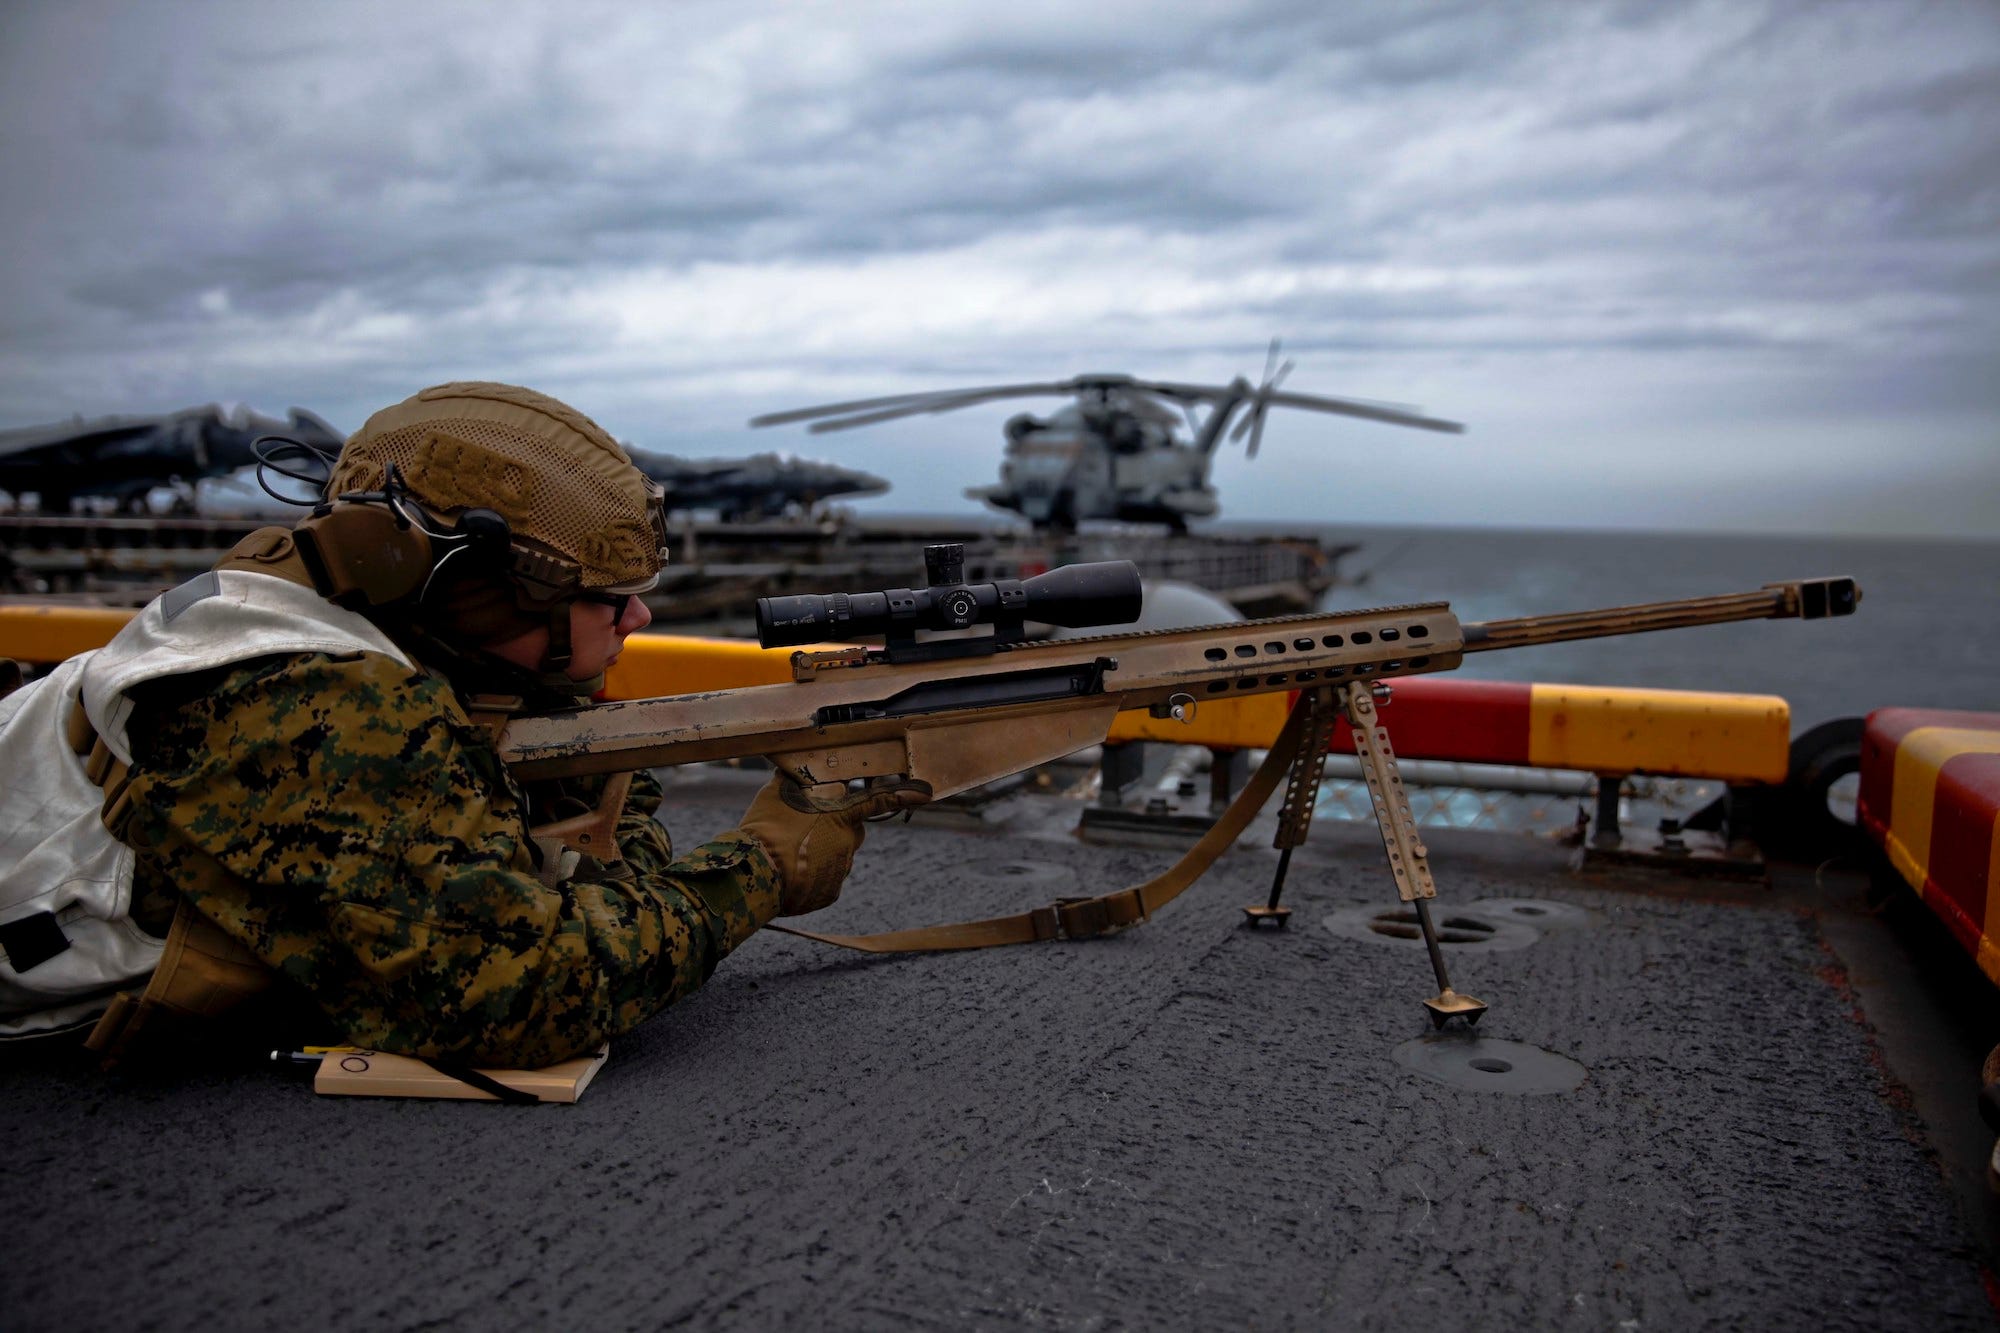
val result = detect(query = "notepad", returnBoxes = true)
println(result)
[311,1045,609,1103]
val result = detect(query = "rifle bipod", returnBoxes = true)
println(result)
[1244,682,1487,1029]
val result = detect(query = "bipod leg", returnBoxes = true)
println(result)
[1339,681,1487,1028]
[1249,847,1295,928]
[1411,899,1485,1028]
[1244,688,1336,929]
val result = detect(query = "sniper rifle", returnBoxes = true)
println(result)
[496,543,1860,1026]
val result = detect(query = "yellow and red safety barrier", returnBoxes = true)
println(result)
[1860,708,2000,984]
[1113,675,1790,784]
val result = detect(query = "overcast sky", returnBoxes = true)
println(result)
[1,0,1995,536]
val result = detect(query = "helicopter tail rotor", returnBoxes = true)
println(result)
[1229,338,1296,460]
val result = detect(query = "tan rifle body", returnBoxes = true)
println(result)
[496,578,1856,805]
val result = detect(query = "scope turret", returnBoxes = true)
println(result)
[756,549,1142,661]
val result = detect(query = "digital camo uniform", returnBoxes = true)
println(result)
[119,646,782,1068]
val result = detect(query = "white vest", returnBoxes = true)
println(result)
[0,570,413,1037]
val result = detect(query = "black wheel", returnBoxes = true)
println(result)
[1779,716,1866,858]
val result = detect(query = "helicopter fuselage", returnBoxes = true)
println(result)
[968,395,1220,531]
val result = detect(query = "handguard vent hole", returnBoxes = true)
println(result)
[1352,631,1373,645]
[1265,642,1286,655]
[1321,635,1343,648]
[1205,648,1227,662]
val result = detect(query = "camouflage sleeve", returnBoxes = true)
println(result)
[121,650,783,1066]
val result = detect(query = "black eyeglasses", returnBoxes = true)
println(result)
[575,589,640,618]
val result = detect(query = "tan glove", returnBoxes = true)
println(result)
[735,774,933,916]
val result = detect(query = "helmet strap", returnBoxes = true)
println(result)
[395,622,602,705]
[541,598,574,674]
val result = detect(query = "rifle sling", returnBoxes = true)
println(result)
[766,697,1312,954]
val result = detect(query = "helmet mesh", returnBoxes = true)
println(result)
[328,383,665,588]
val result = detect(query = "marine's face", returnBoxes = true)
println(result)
[568,591,654,679]
[487,593,653,682]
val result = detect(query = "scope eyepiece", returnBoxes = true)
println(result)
[756,559,1143,651]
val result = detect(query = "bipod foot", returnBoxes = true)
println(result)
[1423,989,1488,1029]
[1242,904,1292,929]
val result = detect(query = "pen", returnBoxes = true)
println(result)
[270,1046,363,1066]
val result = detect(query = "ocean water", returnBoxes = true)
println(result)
[1286,523,1999,731]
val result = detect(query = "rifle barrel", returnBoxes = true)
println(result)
[1461,577,1858,654]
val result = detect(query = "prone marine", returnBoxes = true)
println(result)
[0,382,925,1065]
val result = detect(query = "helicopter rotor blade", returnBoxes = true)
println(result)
[752,363,1463,442]
[1228,405,1256,444]
[1232,398,1273,455]
[1249,412,1270,460]
[1142,377,1422,416]
[1246,357,1293,458]
[1226,347,1296,456]
[751,391,965,428]
[1256,387,1464,434]
[750,381,1079,429]
[800,385,1081,433]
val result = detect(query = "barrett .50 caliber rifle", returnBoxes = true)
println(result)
[497,544,1859,1027]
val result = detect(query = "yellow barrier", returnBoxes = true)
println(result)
[0,604,140,665]
[1528,684,1790,784]
[1103,689,1291,749]
[604,634,805,696]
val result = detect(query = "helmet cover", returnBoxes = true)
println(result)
[328,381,666,590]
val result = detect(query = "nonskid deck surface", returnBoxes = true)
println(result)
[5,767,1996,1330]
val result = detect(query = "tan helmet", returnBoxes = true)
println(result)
[328,381,667,593]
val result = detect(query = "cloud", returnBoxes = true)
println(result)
[0,0,1994,534]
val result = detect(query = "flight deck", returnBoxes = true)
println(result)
[6,767,1996,1330]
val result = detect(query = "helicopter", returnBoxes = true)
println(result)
[748,344,1463,532]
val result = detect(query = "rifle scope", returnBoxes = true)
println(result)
[756,554,1143,650]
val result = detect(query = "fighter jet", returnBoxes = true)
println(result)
[626,447,888,522]
[0,404,344,513]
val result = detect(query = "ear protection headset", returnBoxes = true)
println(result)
[287,469,523,605]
